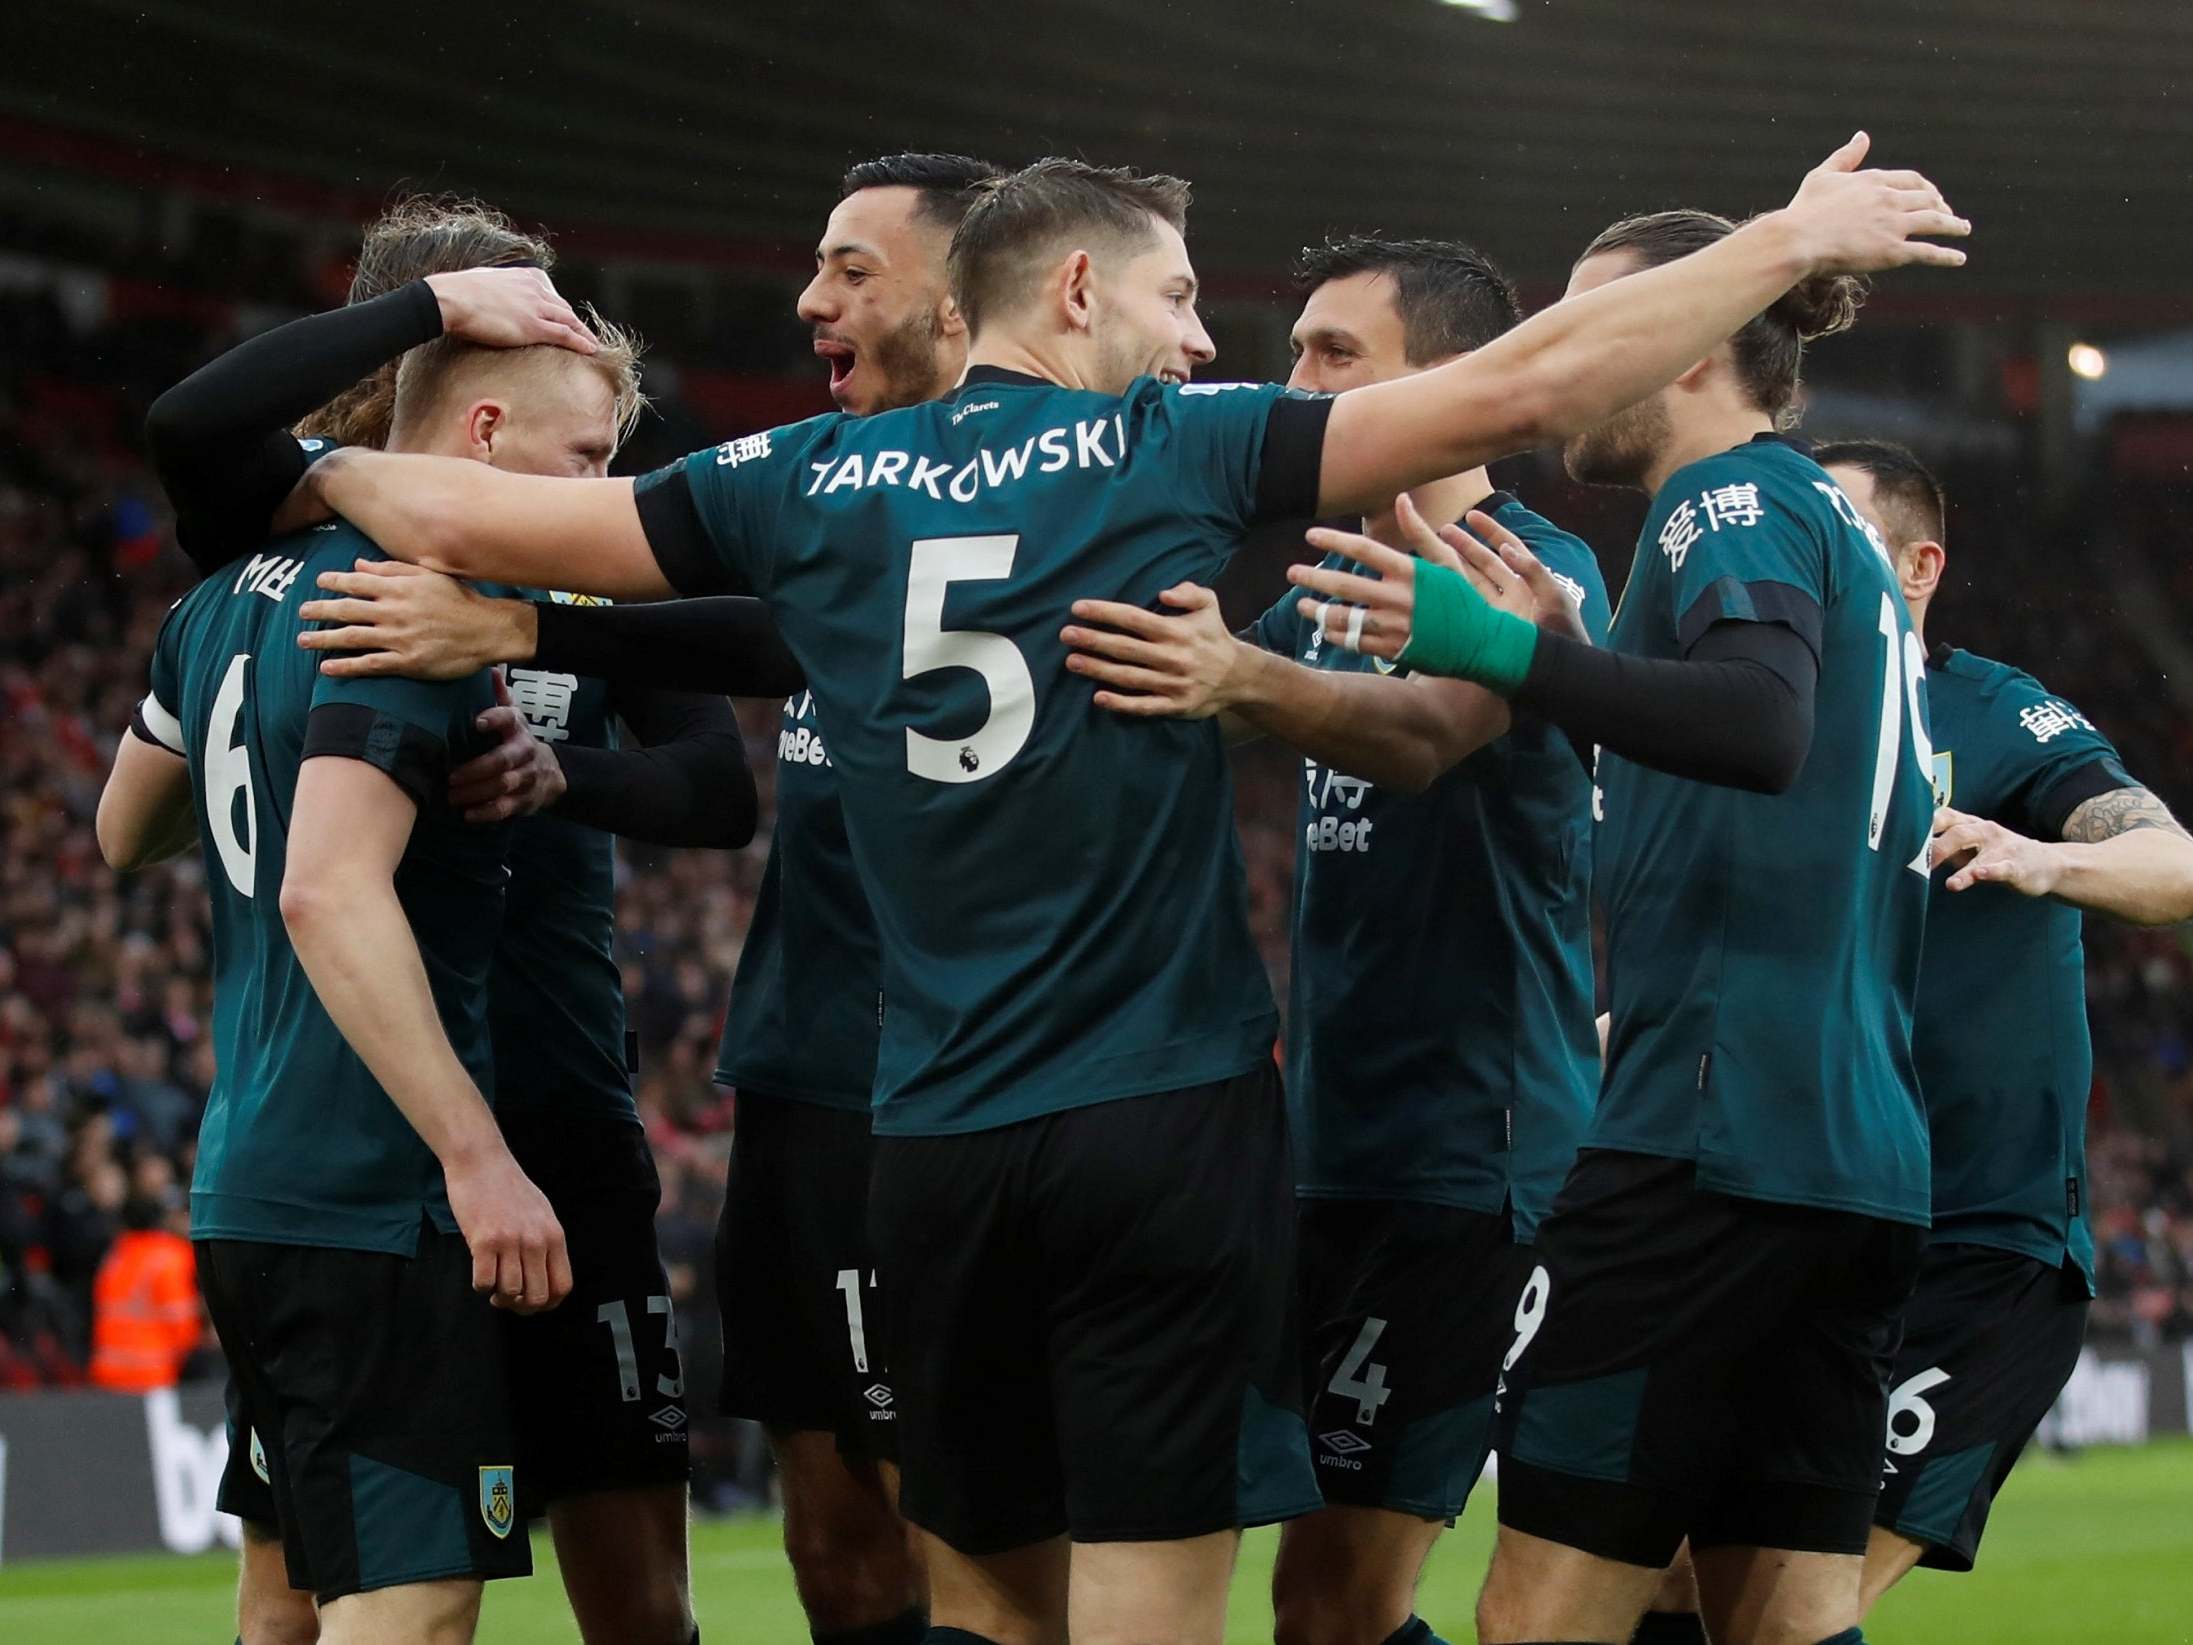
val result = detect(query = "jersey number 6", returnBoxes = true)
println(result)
[902,535,1035,784]
[207,652,258,897]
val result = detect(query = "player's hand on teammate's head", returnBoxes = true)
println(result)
[300,559,515,680]
[450,669,567,824]
[1446,510,1590,644]
[1062,582,1244,719]
[1931,805,2061,898]
[446,1144,573,1314]
[1782,131,1970,276]
[424,266,598,355]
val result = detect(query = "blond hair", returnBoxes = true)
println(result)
[391,305,649,451]
[300,195,558,449]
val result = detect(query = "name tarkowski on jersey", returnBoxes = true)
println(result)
[800,414,1132,503]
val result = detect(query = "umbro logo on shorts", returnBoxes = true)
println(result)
[1317,1429,1370,1456]
[864,1383,896,1409]
[648,1404,687,1430]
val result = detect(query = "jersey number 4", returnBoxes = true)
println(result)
[902,535,1035,783]
[1868,592,1935,876]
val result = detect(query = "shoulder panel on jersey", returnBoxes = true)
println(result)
[1491,498,1612,646]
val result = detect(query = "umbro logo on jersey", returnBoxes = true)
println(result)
[1317,1429,1370,1456]
[648,1404,687,1430]
[864,1383,895,1409]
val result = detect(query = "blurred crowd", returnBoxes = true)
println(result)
[2,242,2191,1407]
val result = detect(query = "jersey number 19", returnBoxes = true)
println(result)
[1868,592,1933,875]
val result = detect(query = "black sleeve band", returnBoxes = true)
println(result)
[555,687,757,849]
[300,702,447,809]
[1675,577,1826,661]
[1512,619,1819,794]
[129,703,184,756]
[148,281,444,575]
[634,467,747,597]
[532,596,803,697]
[1253,395,1333,524]
[2028,758,2135,841]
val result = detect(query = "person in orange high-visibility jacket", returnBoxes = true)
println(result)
[89,1198,203,1392]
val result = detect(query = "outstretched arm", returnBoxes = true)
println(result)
[297,454,680,599]
[448,677,759,848]
[1315,135,1967,517]
[1933,789,2193,925]
[1061,502,1538,791]
[1290,509,1815,793]
[146,269,594,569]
[296,559,803,697]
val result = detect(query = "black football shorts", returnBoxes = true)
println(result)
[199,1224,532,1602]
[1493,1149,1925,1568]
[870,1062,1320,1554]
[1872,1241,2089,1570]
[1298,1196,1532,1519]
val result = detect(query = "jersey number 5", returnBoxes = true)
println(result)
[1868,592,1934,875]
[902,535,1035,784]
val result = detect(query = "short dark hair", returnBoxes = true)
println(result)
[1579,209,1865,428]
[302,195,557,448]
[1293,236,1521,365]
[841,152,1007,232]
[949,158,1193,336]
[1811,438,1947,550]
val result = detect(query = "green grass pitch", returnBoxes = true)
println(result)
[2,1441,2187,1642]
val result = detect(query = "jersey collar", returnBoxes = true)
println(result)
[960,365,1052,392]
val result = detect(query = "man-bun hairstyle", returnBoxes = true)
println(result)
[1579,208,1865,427]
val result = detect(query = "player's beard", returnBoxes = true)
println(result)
[862,301,948,412]
[1563,392,1671,489]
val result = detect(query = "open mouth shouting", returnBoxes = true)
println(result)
[814,333,857,400]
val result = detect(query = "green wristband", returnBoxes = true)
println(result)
[1398,559,1539,692]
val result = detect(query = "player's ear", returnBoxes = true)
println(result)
[1902,539,1946,604]
[1059,249,1096,333]
[1673,354,1715,391]
[936,290,969,340]
[465,399,506,462]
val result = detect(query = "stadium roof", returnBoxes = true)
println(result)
[9,0,2191,305]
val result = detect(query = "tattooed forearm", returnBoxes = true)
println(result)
[2061,786,2189,845]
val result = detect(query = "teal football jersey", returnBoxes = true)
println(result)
[486,617,637,1126]
[1252,494,1608,1239]
[714,689,881,1110]
[1593,436,1934,1225]
[145,527,505,1253]
[647,368,1330,1134]
[1915,648,2132,1290]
